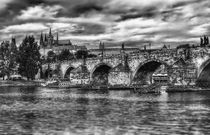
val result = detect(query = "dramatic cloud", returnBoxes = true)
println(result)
[1,23,47,33]
[0,0,210,48]
[17,5,63,20]
[0,0,14,11]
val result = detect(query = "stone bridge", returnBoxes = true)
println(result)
[41,47,210,87]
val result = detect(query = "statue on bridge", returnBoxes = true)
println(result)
[200,35,209,47]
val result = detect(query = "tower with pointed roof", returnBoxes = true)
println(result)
[44,34,47,42]
[40,32,44,47]
[47,28,54,47]
[10,37,17,52]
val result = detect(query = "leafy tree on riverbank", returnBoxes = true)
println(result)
[0,41,18,79]
[47,51,56,63]
[75,50,88,59]
[17,36,41,80]
[58,49,74,61]
[75,50,97,59]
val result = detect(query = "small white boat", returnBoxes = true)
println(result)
[41,80,58,87]
[40,76,60,87]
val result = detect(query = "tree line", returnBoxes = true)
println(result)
[44,49,97,63]
[0,36,40,80]
[0,36,97,80]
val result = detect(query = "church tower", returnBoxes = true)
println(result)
[47,28,54,48]
[40,32,44,47]
[10,37,17,51]
[44,34,47,42]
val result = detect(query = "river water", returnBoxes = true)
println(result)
[0,87,210,134]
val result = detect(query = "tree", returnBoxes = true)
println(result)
[58,49,74,61]
[53,64,61,78]
[47,51,56,62]
[75,50,88,59]
[17,36,41,80]
[87,53,97,58]
[0,41,18,79]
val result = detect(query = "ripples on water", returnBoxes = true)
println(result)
[0,87,210,134]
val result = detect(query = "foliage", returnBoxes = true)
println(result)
[75,50,88,59]
[47,51,56,62]
[53,64,61,78]
[87,53,97,58]
[58,49,74,61]
[0,41,17,79]
[17,36,41,80]
[44,50,97,63]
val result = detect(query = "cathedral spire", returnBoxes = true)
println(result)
[44,34,47,42]
[49,27,52,36]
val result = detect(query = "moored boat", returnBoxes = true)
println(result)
[166,85,206,93]
[133,83,164,94]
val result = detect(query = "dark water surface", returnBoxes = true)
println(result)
[0,87,210,134]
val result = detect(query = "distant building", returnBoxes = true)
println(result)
[39,28,87,55]
[89,42,141,57]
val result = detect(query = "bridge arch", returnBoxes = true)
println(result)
[198,59,210,77]
[63,66,75,79]
[197,59,210,87]
[42,68,55,79]
[90,63,113,85]
[132,59,169,85]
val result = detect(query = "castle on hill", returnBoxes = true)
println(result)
[39,28,87,55]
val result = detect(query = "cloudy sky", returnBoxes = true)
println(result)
[0,0,209,48]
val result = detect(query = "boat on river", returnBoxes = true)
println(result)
[40,80,82,88]
[166,85,209,93]
[133,83,167,94]
[78,85,108,91]
[40,77,75,88]
[40,80,59,88]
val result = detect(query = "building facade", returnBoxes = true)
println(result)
[39,28,87,56]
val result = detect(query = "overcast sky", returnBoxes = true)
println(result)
[0,0,209,48]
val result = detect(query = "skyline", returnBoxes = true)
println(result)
[0,0,209,48]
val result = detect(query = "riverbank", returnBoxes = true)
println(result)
[0,80,43,87]
[1,80,210,94]
[166,86,210,93]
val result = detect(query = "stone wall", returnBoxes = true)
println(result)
[108,71,131,86]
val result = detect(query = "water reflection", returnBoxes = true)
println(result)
[0,87,210,134]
